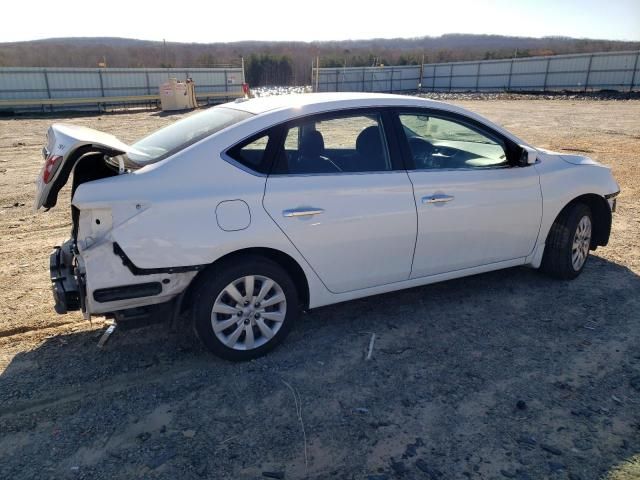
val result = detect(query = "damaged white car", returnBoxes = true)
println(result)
[36,93,619,360]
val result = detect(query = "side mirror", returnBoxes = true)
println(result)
[519,145,538,165]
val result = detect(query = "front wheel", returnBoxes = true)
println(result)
[541,203,593,279]
[192,256,299,361]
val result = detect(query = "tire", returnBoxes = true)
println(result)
[541,203,593,280]
[192,255,299,361]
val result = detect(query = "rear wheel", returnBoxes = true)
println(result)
[541,203,593,279]
[192,256,299,361]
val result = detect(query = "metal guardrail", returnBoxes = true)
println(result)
[0,66,245,111]
[313,50,640,93]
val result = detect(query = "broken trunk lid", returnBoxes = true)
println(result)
[34,123,148,211]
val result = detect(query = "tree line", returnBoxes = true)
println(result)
[1,34,638,86]
[245,54,295,86]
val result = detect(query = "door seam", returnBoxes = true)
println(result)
[405,170,420,280]
[260,176,335,294]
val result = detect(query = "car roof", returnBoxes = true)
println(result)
[219,92,528,147]
[223,92,443,115]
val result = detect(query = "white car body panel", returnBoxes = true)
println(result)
[309,257,528,309]
[525,150,620,268]
[80,241,199,314]
[73,156,328,314]
[36,93,619,318]
[264,172,417,293]
[408,166,542,277]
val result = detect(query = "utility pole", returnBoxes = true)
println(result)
[163,39,167,68]
[418,53,425,91]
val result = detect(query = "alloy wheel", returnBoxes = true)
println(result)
[571,215,592,271]
[211,275,287,350]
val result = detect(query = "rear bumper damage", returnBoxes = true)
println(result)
[49,237,197,330]
[50,244,182,332]
[50,245,82,314]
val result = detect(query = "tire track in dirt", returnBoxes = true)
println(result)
[0,320,81,339]
[0,357,212,419]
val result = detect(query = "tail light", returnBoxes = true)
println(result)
[43,155,62,184]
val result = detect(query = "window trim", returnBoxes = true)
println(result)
[267,107,405,177]
[390,108,524,171]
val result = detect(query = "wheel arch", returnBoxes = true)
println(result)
[550,193,611,248]
[180,247,310,313]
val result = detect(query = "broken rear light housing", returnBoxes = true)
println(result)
[43,155,62,184]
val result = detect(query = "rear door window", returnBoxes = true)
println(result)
[273,113,392,174]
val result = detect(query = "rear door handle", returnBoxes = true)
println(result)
[422,194,455,204]
[283,207,325,217]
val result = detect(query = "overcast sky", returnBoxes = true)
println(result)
[3,0,639,43]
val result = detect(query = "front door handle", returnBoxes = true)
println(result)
[283,207,325,217]
[422,194,455,204]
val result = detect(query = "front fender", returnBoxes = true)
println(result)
[527,152,619,267]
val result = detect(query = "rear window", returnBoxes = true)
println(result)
[226,133,274,174]
[127,106,252,165]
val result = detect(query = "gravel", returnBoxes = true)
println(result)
[250,85,640,102]
[1,99,639,479]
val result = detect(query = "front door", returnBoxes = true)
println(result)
[396,111,543,278]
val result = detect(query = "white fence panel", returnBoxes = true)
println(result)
[0,66,245,111]
[315,50,640,93]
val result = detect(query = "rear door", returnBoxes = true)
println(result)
[395,110,543,278]
[263,109,417,294]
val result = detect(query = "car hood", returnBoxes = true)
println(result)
[557,154,602,166]
[536,147,606,167]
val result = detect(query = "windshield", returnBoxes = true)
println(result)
[127,106,253,165]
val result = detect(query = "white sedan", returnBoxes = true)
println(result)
[36,93,619,360]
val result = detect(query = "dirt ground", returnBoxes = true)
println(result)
[0,98,639,480]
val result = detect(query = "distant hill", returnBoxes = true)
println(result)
[1,34,638,86]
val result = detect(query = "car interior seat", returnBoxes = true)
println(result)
[355,126,388,171]
[294,130,341,173]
